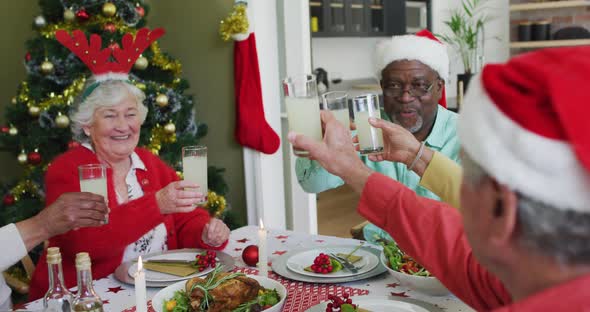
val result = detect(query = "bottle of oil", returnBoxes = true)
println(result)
[43,247,73,312]
[72,252,104,312]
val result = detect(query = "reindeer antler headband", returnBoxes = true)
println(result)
[55,27,165,99]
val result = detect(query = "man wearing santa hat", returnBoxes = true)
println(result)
[288,45,590,310]
[296,30,461,242]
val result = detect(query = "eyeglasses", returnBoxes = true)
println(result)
[382,81,436,98]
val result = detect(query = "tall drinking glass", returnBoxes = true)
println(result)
[182,146,208,205]
[352,94,383,155]
[78,164,108,223]
[321,91,351,129]
[283,74,323,156]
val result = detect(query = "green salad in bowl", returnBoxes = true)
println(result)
[378,239,449,296]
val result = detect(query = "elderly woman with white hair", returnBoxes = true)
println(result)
[28,79,230,299]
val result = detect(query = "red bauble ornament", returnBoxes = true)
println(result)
[76,8,90,21]
[104,23,116,33]
[135,5,145,17]
[68,140,81,149]
[25,52,31,62]
[1,126,9,133]
[3,194,15,206]
[242,245,259,267]
[27,151,42,165]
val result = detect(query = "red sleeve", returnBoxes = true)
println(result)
[358,173,512,311]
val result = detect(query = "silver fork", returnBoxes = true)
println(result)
[329,253,364,273]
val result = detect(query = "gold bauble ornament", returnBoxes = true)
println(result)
[63,8,75,22]
[164,122,176,134]
[156,94,169,107]
[150,148,160,155]
[11,97,17,105]
[134,56,148,70]
[136,83,146,90]
[40,60,54,75]
[8,126,18,136]
[28,106,41,117]
[17,152,27,165]
[102,2,117,17]
[55,113,70,128]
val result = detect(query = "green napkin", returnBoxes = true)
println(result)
[142,262,199,277]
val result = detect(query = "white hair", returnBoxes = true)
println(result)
[461,151,590,264]
[70,80,147,143]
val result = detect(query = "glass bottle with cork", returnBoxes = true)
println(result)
[72,252,104,312]
[43,247,73,312]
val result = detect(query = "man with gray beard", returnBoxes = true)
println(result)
[295,30,460,243]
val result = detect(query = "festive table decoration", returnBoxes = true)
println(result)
[242,245,259,267]
[134,256,147,312]
[219,0,280,154]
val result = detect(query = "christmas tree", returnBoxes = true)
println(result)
[0,0,234,238]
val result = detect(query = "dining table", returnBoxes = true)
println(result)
[21,225,474,312]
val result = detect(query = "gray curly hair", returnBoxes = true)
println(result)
[461,151,590,265]
[70,80,148,143]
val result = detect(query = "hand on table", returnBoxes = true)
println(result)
[202,218,230,247]
[156,180,205,214]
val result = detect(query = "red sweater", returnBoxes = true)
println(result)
[29,147,227,300]
[359,173,590,311]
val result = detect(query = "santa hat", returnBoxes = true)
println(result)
[375,29,449,108]
[458,46,590,213]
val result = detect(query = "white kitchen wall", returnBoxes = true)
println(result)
[311,37,383,81]
[432,0,509,98]
[311,0,509,102]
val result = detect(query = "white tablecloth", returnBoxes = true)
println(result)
[23,226,474,311]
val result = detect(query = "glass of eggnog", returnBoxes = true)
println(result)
[283,74,322,156]
[352,94,384,155]
[321,91,351,129]
[78,164,108,223]
[182,145,208,206]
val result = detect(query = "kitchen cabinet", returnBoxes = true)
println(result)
[309,0,406,37]
[509,0,590,53]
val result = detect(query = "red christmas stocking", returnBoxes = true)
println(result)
[234,33,280,154]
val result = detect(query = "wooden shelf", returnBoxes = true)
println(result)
[510,39,590,48]
[510,0,590,11]
[370,5,384,9]
[310,2,322,7]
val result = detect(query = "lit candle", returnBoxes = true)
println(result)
[135,256,147,312]
[258,219,268,277]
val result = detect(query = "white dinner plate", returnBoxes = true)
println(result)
[305,296,443,312]
[127,250,216,283]
[152,274,287,312]
[286,247,379,278]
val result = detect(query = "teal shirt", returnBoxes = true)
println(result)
[295,106,461,242]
